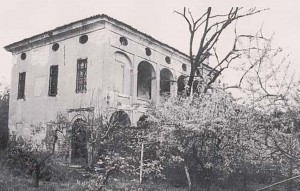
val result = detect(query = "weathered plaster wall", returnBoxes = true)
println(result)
[8,18,212,148]
[9,28,107,141]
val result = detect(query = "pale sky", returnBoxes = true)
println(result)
[1,0,299,87]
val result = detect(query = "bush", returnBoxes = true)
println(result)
[0,88,9,150]
[1,141,83,184]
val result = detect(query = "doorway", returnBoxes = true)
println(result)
[71,119,88,165]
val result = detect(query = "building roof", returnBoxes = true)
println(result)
[4,14,186,55]
[4,14,214,71]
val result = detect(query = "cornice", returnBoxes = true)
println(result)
[4,14,215,72]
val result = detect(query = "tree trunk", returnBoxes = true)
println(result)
[288,158,293,191]
[205,170,212,191]
[243,167,247,191]
[51,133,58,154]
[187,65,196,91]
[184,165,192,191]
[33,162,40,187]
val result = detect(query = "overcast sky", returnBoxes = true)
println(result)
[1,0,299,86]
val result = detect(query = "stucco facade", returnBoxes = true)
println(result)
[4,15,212,156]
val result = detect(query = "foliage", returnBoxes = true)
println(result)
[144,82,300,190]
[1,141,81,184]
[145,90,237,188]
[0,82,9,150]
[0,144,91,191]
[78,110,164,190]
[9,113,72,188]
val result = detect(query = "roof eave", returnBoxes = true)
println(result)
[3,14,217,72]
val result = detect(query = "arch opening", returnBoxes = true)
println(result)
[177,75,186,95]
[137,61,156,99]
[137,115,149,128]
[109,110,131,127]
[71,119,88,164]
[112,52,133,96]
[160,68,174,95]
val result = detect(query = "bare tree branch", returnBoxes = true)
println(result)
[174,7,268,95]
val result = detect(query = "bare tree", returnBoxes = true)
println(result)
[237,31,299,190]
[238,33,295,109]
[174,7,267,94]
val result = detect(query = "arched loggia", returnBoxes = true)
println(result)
[109,110,131,127]
[160,68,174,95]
[137,61,156,99]
[177,75,186,95]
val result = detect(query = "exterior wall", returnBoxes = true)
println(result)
[9,28,108,142]
[6,17,212,153]
[103,22,192,123]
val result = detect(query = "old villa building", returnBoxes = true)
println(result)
[4,14,212,163]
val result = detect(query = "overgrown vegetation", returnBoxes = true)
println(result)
[3,84,300,190]
[2,6,300,191]
[0,141,87,191]
[0,82,9,150]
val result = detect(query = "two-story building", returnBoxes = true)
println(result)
[4,14,212,163]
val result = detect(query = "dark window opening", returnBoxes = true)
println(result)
[18,72,26,99]
[177,75,186,95]
[160,68,173,95]
[48,65,58,96]
[79,35,88,44]
[165,56,171,64]
[192,77,204,94]
[109,110,131,127]
[137,115,149,128]
[192,80,200,94]
[21,53,26,60]
[182,64,187,71]
[137,61,155,99]
[145,47,151,56]
[71,119,88,164]
[52,43,59,51]
[119,36,128,46]
[76,58,87,93]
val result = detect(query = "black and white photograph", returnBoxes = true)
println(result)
[0,0,300,190]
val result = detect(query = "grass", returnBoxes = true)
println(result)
[0,153,86,191]
[0,149,294,191]
[0,160,274,191]
[0,158,189,191]
[0,161,290,191]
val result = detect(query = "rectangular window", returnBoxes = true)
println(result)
[76,58,87,93]
[17,72,26,99]
[48,65,58,96]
